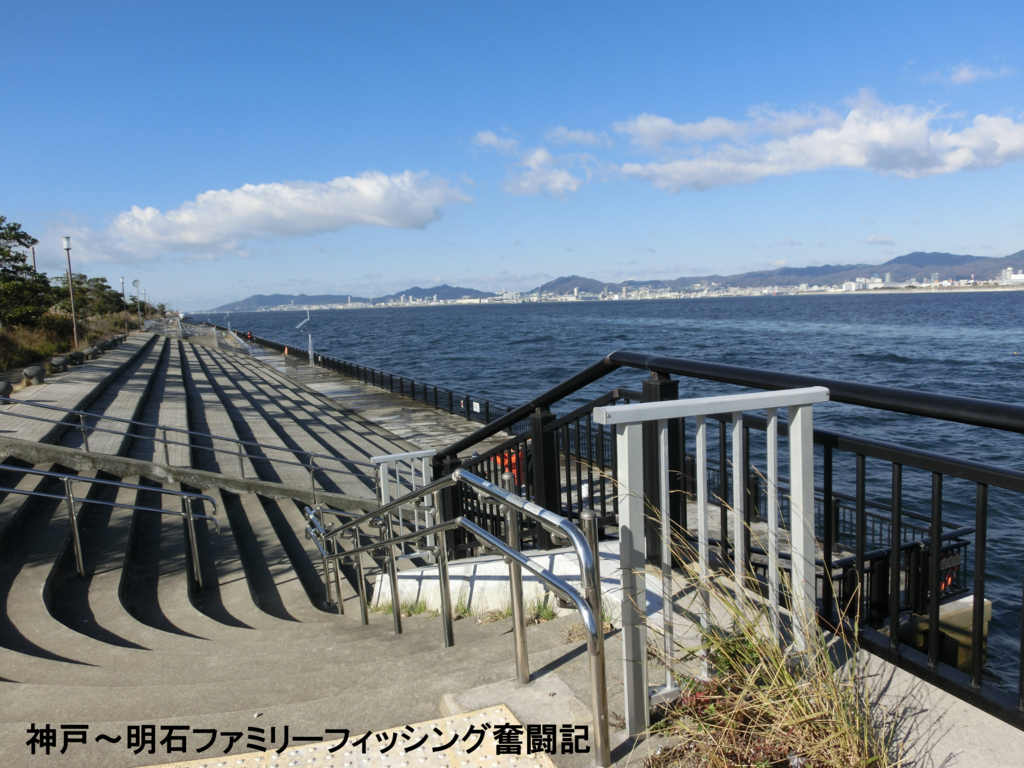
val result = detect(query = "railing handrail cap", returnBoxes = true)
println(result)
[593,386,830,426]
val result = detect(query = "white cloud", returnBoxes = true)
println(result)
[866,235,895,245]
[504,148,582,197]
[472,130,520,153]
[950,63,1016,84]
[546,126,611,146]
[620,90,1024,191]
[108,171,469,254]
[613,106,841,149]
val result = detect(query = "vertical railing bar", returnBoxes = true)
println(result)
[184,495,203,589]
[732,411,745,609]
[574,418,583,516]
[64,477,85,577]
[318,509,332,607]
[889,463,903,654]
[561,423,571,518]
[329,519,344,616]
[855,455,866,628]
[162,427,170,465]
[718,419,729,565]
[696,416,710,680]
[586,413,595,514]
[79,413,91,453]
[928,472,942,670]
[971,482,987,689]
[354,528,369,626]
[503,472,528,682]
[742,422,752,579]
[436,506,455,647]
[386,512,403,635]
[658,419,674,690]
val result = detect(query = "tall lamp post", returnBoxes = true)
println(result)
[133,279,142,330]
[296,309,314,368]
[63,237,79,350]
[119,277,129,335]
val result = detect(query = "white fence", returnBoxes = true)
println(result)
[372,449,437,548]
[594,386,829,735]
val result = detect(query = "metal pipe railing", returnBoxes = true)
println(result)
[0,396,373,484]
[302,469,610,767]
[0,464,218,585]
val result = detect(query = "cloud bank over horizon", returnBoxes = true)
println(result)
[476,89,1024,195]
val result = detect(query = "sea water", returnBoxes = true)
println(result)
[200,291,1024,690]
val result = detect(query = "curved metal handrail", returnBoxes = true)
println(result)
[304,468,610,767]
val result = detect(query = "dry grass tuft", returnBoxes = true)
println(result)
[645,553,898,768]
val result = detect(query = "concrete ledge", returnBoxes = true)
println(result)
[0,435,375,511]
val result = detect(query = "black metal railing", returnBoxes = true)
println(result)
[427,350,1024,730]
[218,333,1024,728]
[241,331,531,434]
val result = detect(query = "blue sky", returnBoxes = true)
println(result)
[3,1,1023,309]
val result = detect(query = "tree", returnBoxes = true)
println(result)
[0,217,52,327]
[51,273,126,317]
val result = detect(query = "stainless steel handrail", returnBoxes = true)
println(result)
[303,469,610,767]
[0,396,374,481]
[0,464,219,586]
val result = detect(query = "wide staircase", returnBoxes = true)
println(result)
[0,334,609,767]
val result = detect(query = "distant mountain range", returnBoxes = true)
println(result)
[530,250,1024,294]
[211,250,1024,310]
[211,284,493,311]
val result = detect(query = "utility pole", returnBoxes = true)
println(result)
[63,237,79,350]
[31,246,36,272]
[120,278,129,335]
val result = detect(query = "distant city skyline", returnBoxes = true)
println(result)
[4,2,1023,308]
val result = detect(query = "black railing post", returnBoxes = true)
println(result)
[641,371,679,566]
[529,408,558,550]
[437,453,465,559]
[822,445,835,626]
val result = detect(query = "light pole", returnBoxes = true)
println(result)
[296,309,314,367]
[119,278,129,335]
[133,279,142,330]
[63,237,79,350]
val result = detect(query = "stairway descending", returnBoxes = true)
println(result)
[126,340,191,466]
[0,334,607,768]
[58,336,168,454]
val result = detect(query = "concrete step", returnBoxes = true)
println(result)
[0,461,59,554]
[127,339,191,467]
[0,334,158,445]
[0,628,597,768]
[57,337,168,455]
[197,348,380,498]
[226,352,417,461]
[189,346,317,488]
[1,588,570,687]
[0,614,581,723]
[232,492,331,623]
[179,344,257,477]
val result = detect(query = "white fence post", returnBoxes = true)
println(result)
[615,421,649,736]
[596,386,828,732]
[788,402,817,649]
